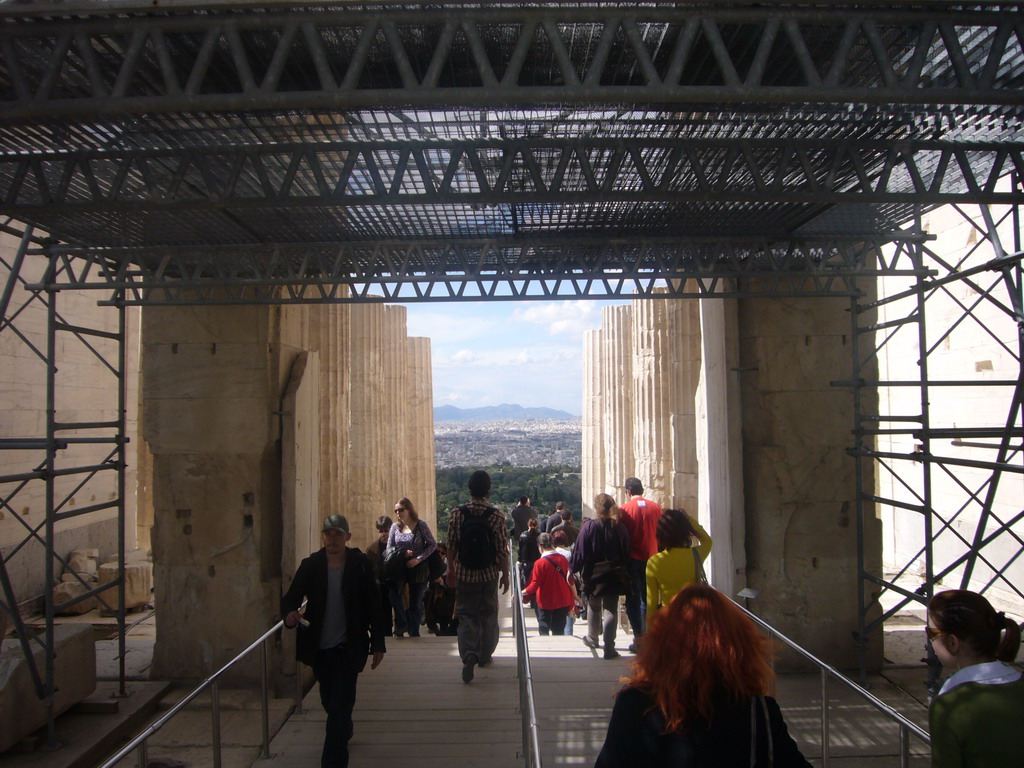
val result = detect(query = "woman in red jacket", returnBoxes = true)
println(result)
[521,532,574,635]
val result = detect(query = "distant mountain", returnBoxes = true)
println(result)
[434,403,576,422]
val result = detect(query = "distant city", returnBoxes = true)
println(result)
[434,405,581,468]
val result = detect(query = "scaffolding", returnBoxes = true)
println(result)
[0,0,1022,744]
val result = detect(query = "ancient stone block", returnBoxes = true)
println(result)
[97,561,153,613]
[67,551,97,577]
[0,624,96,753]
[53,580,98,615]
[102,548,150,565]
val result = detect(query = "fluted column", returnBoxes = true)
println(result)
[348,304,386,544]
[381,306,406,519]
[581,329,604,518]
[333,302,351,519]
[668,295,701,514]
[407,337,436,529]
[601,304,633,500]
[322,306,339,519]
[630,296,673,506]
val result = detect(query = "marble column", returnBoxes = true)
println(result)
[407,337,437,530]
[347,304,387,546]
[630,294,674,506]
[601,305,633,500]
[667,296,701,514]
[581,329,604,518]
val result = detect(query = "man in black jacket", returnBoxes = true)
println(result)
[282,514,387,768]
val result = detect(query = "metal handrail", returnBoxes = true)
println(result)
[512,554,544,768]
[98,605,305,768]
[732,598,930,768]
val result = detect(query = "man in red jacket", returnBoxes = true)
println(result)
[618,477,663,650]
[520,533,574,635]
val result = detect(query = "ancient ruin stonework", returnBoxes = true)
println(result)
[143,303,434,680]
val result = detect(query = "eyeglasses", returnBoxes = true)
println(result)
[925,626,944,642]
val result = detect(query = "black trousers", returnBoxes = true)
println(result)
[312,644,359,768]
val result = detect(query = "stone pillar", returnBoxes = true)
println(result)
[738,294,880,668]
[348,304,387,546]
[630,297,674,506]
[667,296,701,514]
[407,337,436,531]
[601,305,634,500]
[581,329,604,518]
[697,297,745,598]
[145,305,284,681]
[333,304,351,520]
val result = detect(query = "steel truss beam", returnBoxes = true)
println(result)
[31,234,930,304]
[847,193,1024,687]
[0,237,128,746]
[0,3,1022,120]
[1,140,1021,217]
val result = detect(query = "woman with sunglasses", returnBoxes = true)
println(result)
[387,498,437,638]
[927,589,1023,767]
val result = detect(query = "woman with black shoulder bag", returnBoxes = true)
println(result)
[386,497,437,638]
[570,493,631,660]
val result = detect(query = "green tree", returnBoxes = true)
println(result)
[434,465,582,541]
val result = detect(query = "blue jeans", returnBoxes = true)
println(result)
[313,644,358,768]
[537,606,568,635]
[625,558,648,636]
[389,579,428,636]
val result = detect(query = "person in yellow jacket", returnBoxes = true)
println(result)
[645,509,713,621]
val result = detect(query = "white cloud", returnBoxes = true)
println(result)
[511,301,599,336]
[450,348,478,364]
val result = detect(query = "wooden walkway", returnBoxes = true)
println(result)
[256,598,629,768]
[256,599,932,768]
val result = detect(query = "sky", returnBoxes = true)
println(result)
[403,300,627,417]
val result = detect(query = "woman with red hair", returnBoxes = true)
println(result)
[595,583,812,767]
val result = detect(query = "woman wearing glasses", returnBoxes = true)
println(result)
[387,498,437,638]
[927,589,1023,767]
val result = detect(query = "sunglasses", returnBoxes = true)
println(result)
[925,626,944,642]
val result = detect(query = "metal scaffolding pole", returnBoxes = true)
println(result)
[850,188,1024,690]
[0,233,129,744]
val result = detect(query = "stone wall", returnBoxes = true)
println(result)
[581,289,879,668]
[738,293,880,668]
[143,301,434,680]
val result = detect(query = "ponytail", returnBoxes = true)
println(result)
[929,589,1022,663]
[996,613,1023,663]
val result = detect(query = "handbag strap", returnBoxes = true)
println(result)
[692,546,709,584]
[749,696,774,768]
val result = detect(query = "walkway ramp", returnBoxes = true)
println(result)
[258,599,524,768]
[259,601,931,768]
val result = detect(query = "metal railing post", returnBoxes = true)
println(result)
[730,597,929,764]
[136,740,146,768]
[820,668,830,768]
[211,681,222,768]
[260,638,271,758]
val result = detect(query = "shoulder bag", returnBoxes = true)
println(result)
[692,545,709,584]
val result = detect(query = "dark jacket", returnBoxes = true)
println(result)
[281,547,387,670]
[595,687,812,768]
[518,528,541,564]
[570,517,630,592]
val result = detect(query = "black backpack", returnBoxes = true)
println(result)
[459,505,497,570]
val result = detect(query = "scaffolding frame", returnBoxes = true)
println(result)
[0,225,128,747]
[849,185,1024,687]
[0,0,1022,745]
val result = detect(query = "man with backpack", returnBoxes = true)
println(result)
[445,470,510,683]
